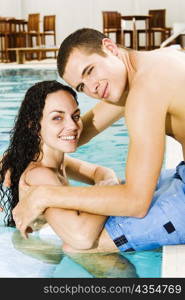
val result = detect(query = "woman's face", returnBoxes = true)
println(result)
[40,90,83,153]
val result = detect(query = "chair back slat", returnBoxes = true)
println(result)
[102,11,121,32]
[43,15,55,32]
[149,9,166,28]
[28,13,40,32]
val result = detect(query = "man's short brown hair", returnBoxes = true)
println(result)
[57,28,107,78]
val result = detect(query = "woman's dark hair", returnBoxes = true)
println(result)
[0,80,78,226]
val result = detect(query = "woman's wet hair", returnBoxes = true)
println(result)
[0,80,78,226]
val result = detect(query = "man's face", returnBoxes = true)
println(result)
[63,43,128,104]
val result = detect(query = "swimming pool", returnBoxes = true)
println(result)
[0,67,162,278]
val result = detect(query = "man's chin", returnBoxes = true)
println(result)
[104,98,119,105]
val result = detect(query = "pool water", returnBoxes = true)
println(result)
[0,67,162,278]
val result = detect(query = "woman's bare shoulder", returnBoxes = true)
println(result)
[22,163,62,186]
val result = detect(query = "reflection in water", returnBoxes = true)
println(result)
[12,230,64,264]
[66,251,138,278]
[12,229,138,278]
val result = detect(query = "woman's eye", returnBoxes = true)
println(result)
[79,83,84,92]
[53,116,62,121]
[73,115,80,121]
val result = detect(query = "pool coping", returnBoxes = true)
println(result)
[0,59,57,70]
[0,62,184,278]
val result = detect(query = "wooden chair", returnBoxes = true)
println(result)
[0,17,27,62]
[102,11,133,47]
[0,17,10,61]
[41,15,56,58]
[137,9,171,50]
[148,9,172,49]
[42,15,56,45]
[27,13,42,59]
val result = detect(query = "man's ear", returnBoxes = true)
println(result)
[102,38,119,55]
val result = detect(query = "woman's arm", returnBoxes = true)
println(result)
[18,165,107,249]
[64,155,120,185]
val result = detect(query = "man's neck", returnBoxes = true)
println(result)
[118,48,137,107]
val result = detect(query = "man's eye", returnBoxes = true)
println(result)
[73,115,80,121]
[87,66,94,75]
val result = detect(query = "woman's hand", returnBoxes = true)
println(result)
[12,185,47,239]
[95,177,120,186]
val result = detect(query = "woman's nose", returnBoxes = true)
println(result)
[65,117,78,129]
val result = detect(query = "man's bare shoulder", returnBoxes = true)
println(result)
[131,48,185,93]
[136,48,185,76]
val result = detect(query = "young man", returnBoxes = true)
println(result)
[13,28,185,240]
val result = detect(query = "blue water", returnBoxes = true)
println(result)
[0,67,162,278]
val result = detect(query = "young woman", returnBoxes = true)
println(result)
[0,80,138,278]
[0,80,120,253]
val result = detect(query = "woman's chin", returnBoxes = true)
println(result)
[62,146,77,153]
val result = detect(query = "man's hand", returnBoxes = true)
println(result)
[13,185,47,239]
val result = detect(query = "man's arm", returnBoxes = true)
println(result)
[14,74,169,224]
[79,101,125,146]
[29,83,168,217]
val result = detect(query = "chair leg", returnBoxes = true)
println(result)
[41,34,45,45]
[54,34,57,58]
[116,30,122,44]
[4,34,10,62]
[130,32,133,49]
[152,32,155,49]
[122,32,133,48]
[137,32,141,50]
[27,34,33,60]
[0,35,2,62]
[36,35,41,60]
[148,31,152,50]
[161,31,165,43]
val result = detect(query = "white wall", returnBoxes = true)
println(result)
[21,0,95,45]
[0,0,21,18]
[1,0,185,46]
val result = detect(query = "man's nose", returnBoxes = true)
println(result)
[84,78,98,94]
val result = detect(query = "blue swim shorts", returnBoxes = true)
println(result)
[105,161,185,252]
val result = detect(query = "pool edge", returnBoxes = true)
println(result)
[0,60,57,70]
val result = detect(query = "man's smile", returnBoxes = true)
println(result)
[100,82,109,99]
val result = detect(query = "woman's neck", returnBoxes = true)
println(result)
[39,144,64,171]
